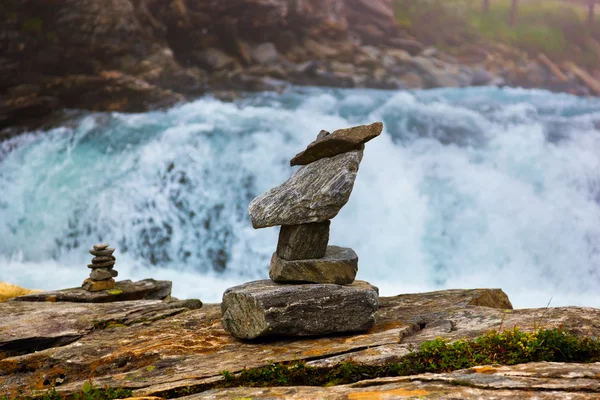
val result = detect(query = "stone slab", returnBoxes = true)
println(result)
[270,245,358,284]
[290,122,382,166]
[181,362,600,399]
[221,279,378,339]
[249,150,362,228]
[11,279,172,303]
[276,221,330,260]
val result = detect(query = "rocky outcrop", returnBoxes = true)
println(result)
[0,0,595,136]
[2,288,600,399]
[186,362,600,399]
[11,279,173,303]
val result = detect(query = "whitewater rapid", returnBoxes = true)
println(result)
[1,86,599,307]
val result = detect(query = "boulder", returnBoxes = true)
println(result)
[270,245,358,284]
[248,150,363,228]
[276,221,330,260]
[12,279,172,303]
[221,280,378,339]
[5,288,600,398]
[290,122,382,166]
[251,43,279,65]
[192,48,237,71]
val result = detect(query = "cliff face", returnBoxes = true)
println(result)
[0,0,593,135]
[1,287,599,399]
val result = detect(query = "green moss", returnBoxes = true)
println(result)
[106,289,123,295]
[180,327,598,395]
[146,365,156,372]
[21,17,43,33]
[394,0,599,68]
[1,381,132,400]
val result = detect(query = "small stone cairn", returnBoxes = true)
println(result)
[82,243,118,292]
[221,122,383,339]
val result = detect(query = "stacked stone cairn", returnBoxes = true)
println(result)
[82,243,118,292]
[221,122,383,340]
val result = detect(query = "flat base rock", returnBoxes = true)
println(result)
[11,279,172,303]
[270,245,358,284]
[221,279,378,340]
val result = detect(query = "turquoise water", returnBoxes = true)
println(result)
[1,86,600,307]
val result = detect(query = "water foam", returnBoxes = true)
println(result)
[1,86,600,307]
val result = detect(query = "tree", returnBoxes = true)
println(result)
[509,0,519,26]
[483,0,490,13]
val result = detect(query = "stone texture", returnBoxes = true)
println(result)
[3,289,600,398]
[182,363,600,399]
[88,260,116,269]
[0,298,201,358]
[270,245,358,284]
[89,269,113,281]
[89,248,115,257]
[93,244,109,251]
[82,278,115,292]
[221,280,378,339]
[92,255,116,264]
[12,279,172,303]
[110,269,118,278]
[248,150,363,228]
[276,221,330,260]
[290,122,382,166]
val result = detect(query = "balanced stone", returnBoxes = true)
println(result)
[93,243,109,251]
[82,277,115,292]
[89,268,113,281]
[92,255,116,264]
[221,280,378,339]
[88,260,115,269]
[89,248,115,257]
[290,122,382,166]
[270,246,358,284]
[110,269,118,277]
[249,150,363,228]
[276,221,330,260]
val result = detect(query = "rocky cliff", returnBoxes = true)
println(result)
[1,287,599,399]
[0,0,595,136]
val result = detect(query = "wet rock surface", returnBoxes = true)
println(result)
[270,245,358,284]
[248,150,363,228]
[220,280,378,339]
[1,289,599,399]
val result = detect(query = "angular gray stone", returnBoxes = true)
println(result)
[93,243,109,251]
[276,221,330,260]
[88,260,115,269]
[290,122,382,166]
[89,268,114,281]
[270,245,358,284]
[92,255,116,264]
[89,248,115,256]
[221,279,378,339]
[248,150,363,229]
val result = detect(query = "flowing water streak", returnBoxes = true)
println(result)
[1,86,600,307]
